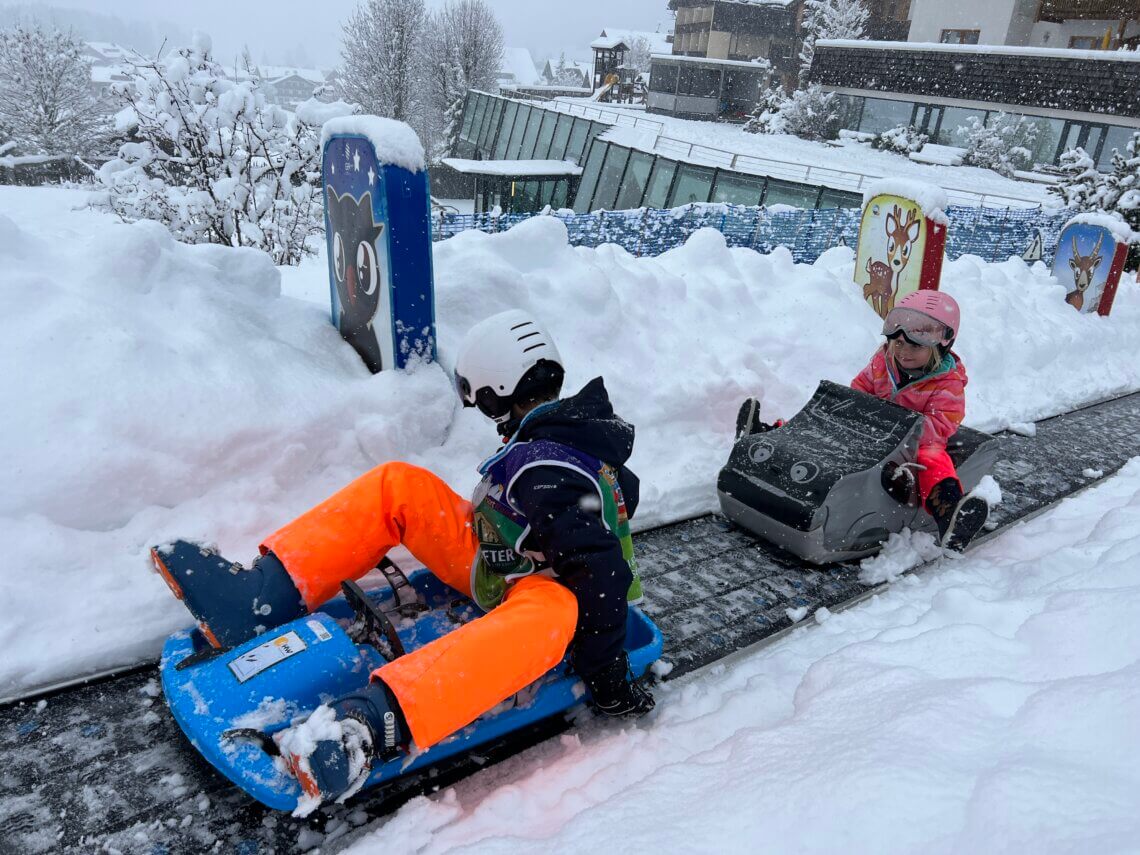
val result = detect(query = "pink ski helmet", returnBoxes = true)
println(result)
[882,290,960,348]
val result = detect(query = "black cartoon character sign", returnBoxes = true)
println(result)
[326,186,387,372]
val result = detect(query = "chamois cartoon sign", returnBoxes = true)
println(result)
[854,193,947,319]
[1051,219,1128,316]
[322,118,437,373]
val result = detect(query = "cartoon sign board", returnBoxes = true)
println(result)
[1050,218,1129,316]
[321,118,436,373]
[854,191,947,320]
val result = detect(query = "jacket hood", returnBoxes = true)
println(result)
[516,376,634,466]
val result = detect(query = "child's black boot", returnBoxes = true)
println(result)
[582,653,656,718]
[925,478,989,553]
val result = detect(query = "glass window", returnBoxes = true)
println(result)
[520,108,543,159]
[933,106,986,146]
[1099,125,1138,170]
[1026,115,1065,165]
[548,114,574,160]
[650,64,678,93]
[678,67,720,97]
[509,180,541,213]
[643,159,677,208]
[615,152,654,209]
[668,164,714,206]
[531,110,557,159]
[763,179,820,209]
[494,100,519,158]
[550,178,570,209]
[711,172,765,205]
[1069,35,1099,49]
[818,188,862,208]
[465,95,487,143]
[940,29,980,44]
[460,93,478,140]
[505,105,532,158]
[858,97,916,134]
[591,145,631,210]
[565,117,591,162]
[478,97,504,152]
[572,141,607,212]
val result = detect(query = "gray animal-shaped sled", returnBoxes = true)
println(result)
[717,381,999,564]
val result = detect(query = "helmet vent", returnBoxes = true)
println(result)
[509,321,533,331]
[517,331,541,342]
[522,342,547,353]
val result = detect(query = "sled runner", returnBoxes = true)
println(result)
[718,381,1000,563]
[160,561,663,812]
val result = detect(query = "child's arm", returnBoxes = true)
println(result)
[851,361,876,394]
[919,382,966,447]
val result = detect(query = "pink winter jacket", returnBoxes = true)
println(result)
[851,346,968,449]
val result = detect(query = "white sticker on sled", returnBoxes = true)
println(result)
[228,631,307,683]
[307,620,332,642]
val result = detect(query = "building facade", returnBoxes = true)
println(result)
[906,0,1140,49]
[810,39,1140,170]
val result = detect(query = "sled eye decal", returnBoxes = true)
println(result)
[333,232,345,282]
[789,461,819,484]
[357,240,378,296]
[749,441,774,464]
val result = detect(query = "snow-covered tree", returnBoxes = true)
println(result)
[958,112,1039,177]
[1050,132,1140,270]
[799,0,869,84]
[871,123,928,156]
[627,34,654,73]
[421,0,503,158]
[553,53,584,87]
[0,23,106,156]
[96,35,355,265]
[339,0,428,130]
[743,82,787,134]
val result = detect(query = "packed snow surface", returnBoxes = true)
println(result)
[2,185,1140,697]
[342,459,1140,853]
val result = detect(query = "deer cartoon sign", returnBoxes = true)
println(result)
[854,181,948,320]
[1051,215,1131,316]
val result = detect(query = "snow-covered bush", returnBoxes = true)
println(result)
[1050,132,1140,270]
[744,84,840,141]
[958,112,1040,177]
[97,35,355,265]
[0,23,106,156]
[871,124,928,155]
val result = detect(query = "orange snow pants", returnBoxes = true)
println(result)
[261,461,578,749]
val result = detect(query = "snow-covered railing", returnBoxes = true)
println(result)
[432,203,1073,266]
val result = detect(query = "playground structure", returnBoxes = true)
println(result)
[591,66,647,104]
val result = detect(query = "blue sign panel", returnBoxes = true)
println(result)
[321,133,436,371]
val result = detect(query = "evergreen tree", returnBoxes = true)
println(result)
[958,112,1040,177]
[799,0,869,85]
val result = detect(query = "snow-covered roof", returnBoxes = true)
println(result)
[650,53,769,69]
[258,65,326,84]
[442,158,582,177]
[498,47,540,86]
[817,38,1140,63]
[591,27,671,54]
[82,41,146,65]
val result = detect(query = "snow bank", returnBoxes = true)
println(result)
[343,459,1140,853]
[3,186,1140,697]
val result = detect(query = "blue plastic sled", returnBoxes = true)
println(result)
[160,567,663,812]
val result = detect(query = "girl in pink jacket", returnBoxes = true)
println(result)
[736,290,988,552]
[850,290,988,551]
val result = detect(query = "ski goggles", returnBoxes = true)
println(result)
[881,307,952,348]
[454,372,513,421]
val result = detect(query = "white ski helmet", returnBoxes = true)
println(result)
[453,310,565,425]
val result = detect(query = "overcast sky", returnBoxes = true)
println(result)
[3,0,673,68]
